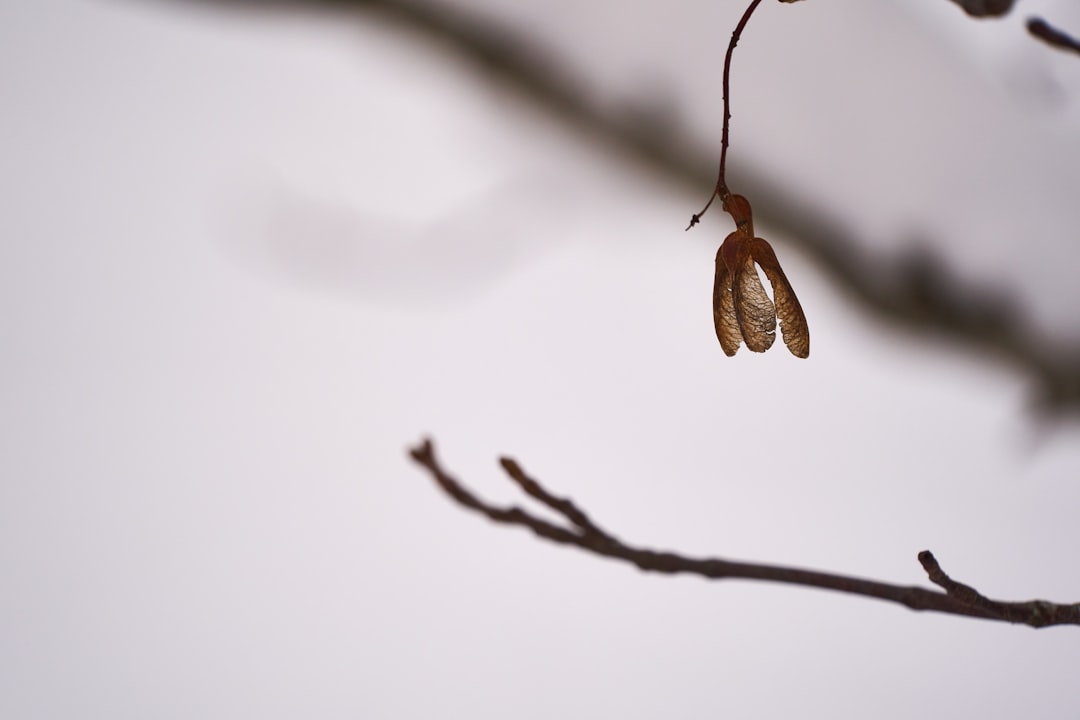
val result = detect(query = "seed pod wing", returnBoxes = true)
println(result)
[713,240,743,356]
[750,238,810,358]
[733,250,777,353]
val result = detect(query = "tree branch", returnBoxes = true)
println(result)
[165,0,1080,414]
[409,437,1080,629]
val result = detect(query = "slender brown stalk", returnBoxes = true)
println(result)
[687,0,765,231]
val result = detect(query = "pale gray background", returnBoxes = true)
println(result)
[3,0,1080,717]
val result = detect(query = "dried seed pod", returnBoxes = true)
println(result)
[713,196,809,357]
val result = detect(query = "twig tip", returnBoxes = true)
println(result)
[409,436,435,463]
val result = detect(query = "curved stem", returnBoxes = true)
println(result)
[687,0,765,230]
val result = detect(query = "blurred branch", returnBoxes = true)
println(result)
[1027,17,1080,56]
[947,0,1016,18]
[166,0,1080,413]
[409,438,1080,628]
[944,0,1080,59]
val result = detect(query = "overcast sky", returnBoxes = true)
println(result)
[3,1,1080,718]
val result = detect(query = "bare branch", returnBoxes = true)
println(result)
[1027,17,1080,56]
[409,438,1080,628]
[165,0,1080,414]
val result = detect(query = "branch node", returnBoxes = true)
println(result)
[918,550,981,605]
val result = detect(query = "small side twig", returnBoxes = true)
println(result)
[499,456,607,538]
[409,437,1080,629]
[918,550,1080,627]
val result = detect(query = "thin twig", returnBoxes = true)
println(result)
[409,438,1080,629]
[687,0,763,231]
[499,456,607,537]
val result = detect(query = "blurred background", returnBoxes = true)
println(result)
[3,0,1080,717]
